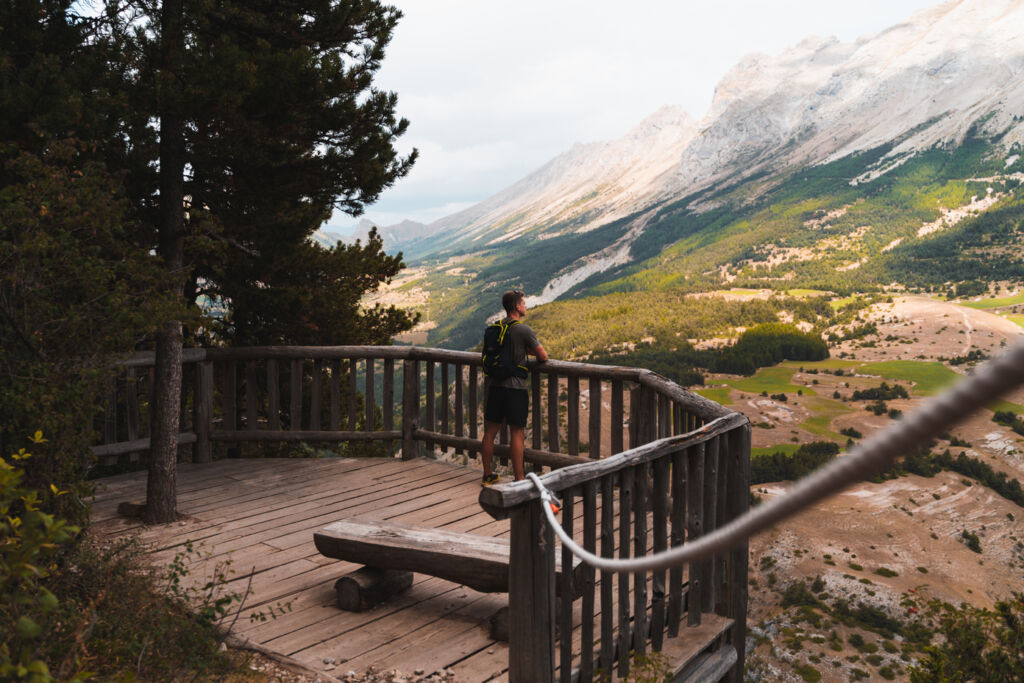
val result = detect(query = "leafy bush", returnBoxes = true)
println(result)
[0,437,79,680]
[909,594,1024,682]
[961,530,982,554]
[751,441,840,484]
[993,410,1024,437]
[1,439,248,680]
[852,382,909,401]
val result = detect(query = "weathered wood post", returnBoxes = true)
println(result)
[402,357,420,460]
[193,360,213,463]
[725,422,751,683]
[508,499,555,682]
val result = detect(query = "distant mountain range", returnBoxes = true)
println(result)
[373,0,1024,348]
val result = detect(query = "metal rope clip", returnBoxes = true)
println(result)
[527,472,561,515]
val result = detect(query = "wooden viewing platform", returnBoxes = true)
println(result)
[91,346,750,682]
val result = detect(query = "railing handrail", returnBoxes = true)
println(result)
[479,412,748,519]
[112,344,732,420]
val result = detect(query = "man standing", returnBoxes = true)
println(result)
[481,290,548,484]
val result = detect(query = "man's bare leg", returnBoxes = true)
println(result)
[481,420,502,477]
[509,426,526,481]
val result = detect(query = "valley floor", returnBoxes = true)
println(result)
[707,295,1024,682]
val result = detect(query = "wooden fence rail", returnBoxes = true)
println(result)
[91,345,749,682]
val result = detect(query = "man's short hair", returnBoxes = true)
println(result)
[502,290,525,314]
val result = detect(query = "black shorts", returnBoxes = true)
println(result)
[484,386,529,428]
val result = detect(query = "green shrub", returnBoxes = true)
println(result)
[909,595,1024,682]
[875,567,899,578]
[961,530,982,554]
[794,663,822,682]
[0,438,79,680]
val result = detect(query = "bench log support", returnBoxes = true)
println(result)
[334,567,413,612]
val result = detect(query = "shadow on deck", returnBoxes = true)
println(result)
[91,456,732,681]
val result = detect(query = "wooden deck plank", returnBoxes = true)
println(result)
[90,457,733,681]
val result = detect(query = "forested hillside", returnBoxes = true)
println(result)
[412,133,1024,350]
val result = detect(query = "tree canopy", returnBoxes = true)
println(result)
[1,0,418,519]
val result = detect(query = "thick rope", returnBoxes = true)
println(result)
[530,336,1024,574]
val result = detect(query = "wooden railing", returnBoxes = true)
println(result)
[92,345,749,682]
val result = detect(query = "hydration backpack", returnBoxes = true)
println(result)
[481,319,528,380]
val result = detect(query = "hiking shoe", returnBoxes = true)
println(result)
[481,473,500,487]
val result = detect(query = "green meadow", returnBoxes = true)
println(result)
[695,387,733,405]
[783,358,862,371]
[857,360,960,395]
[752,443,803,458]
[1006,314,1024,328]
[959,292,1024,310]
[800,396,854,440]
[727,366,811,395]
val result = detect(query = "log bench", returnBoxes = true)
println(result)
[314,518,583,613]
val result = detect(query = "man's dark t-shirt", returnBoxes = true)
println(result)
[487,318,539,391]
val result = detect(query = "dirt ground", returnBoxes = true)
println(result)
[834,294,1024,362]
[733,295,1024,682]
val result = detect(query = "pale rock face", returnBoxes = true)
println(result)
[671,0,1024,195]
[428,105,698,245]
[420,0,1024,300]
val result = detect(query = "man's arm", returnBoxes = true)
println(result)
[531,344,549,362]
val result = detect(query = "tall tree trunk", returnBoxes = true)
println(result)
[145,0,185,524]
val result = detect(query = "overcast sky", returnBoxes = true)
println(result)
[328,0,941,233]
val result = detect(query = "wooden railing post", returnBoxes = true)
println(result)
[508,500,555,683]
[194,361,213,463]
[402,358,420,460]
[725,424,751,683]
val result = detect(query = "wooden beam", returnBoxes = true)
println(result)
[508,502,555,682]
[478,413,748,519]
[314,518,578,595]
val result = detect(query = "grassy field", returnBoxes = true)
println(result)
[782,359,862,371]
[727,366,812,396]
[695,387,732,405]
[959,292,1024,310]
[752,443,803,458]
[857,360,960,395]
[1006,313,1024,328]
[786,288,830,297]
[800,396,854,441]
[989,399,1024,415]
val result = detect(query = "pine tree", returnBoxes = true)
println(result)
[106,0,418,520]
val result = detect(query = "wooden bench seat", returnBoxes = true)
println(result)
[314,518,582,599]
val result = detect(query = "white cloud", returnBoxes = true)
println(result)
[336,0,939,229]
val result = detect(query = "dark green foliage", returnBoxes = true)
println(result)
[751,441,840,484]
[0,441,80,679]
[930,449,1024,507]
[961,530,982,554]
[852,383,909,401]
[587,343,705,386]
[946,349,988,366]
[867,400,889,415]
[582,320,827,383]
[993,410,1024,437]
[109,0,419,347]
[212,228,417,345]
[841,427,863,439]
[952,280,988,299]
[707,323,829,375]
[0,146,170,500]
[909,595,1024,682]
[781,581,820,608]
[831,599,904,640]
